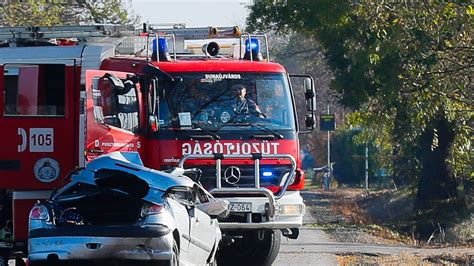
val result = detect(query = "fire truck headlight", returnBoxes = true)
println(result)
[277,204,305,216]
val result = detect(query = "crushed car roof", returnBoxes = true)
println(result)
[84,151,196,191]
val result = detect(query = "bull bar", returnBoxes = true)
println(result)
[178,153,297,218]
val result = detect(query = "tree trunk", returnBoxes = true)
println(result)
[414,115,458,237]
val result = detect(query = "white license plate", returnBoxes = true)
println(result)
[229,202,252,213]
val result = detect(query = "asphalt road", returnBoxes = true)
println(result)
[274,190,338,266]
[275,227,338,266]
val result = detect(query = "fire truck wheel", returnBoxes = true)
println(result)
[28,262,49,266]
[217,229,281,266]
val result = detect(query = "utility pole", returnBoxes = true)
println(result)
[326,105,330,191]
[365,144,368,191]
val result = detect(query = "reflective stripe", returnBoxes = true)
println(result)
[79,91,86,167]
[13,190,51,200]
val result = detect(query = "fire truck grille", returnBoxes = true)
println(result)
[197,165,292,190]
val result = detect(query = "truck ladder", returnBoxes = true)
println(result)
[0,25,135,46]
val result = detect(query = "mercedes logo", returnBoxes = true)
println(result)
[224,166,241,184]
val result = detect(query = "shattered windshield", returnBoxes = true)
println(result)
[158,73,296,131]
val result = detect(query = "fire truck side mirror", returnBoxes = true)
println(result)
[305,114,316,129]
[304,77,316,112]
[304,77,316,130]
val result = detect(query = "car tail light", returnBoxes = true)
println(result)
[29,205,50,221]
[141,203,165,216]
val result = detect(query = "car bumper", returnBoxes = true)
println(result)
[28,225,173,262]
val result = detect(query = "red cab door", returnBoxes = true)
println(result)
[85,70,142,161]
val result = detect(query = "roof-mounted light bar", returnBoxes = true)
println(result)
[147,25,242,40]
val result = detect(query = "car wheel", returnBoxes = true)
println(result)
[217,229,281,266]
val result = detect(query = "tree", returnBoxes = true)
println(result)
[265,33,338,168]
[0,0,138,26]
[248,1,473,237]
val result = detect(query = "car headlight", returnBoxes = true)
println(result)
[276,204,305,216]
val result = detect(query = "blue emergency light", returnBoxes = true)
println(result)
[245,38,260,54]
[244,37,263,61]
[262,171,273,177]
[151,37,171,61]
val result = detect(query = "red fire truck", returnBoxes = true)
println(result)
[0,24,316,265]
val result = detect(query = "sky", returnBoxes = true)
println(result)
[131,0,253,28]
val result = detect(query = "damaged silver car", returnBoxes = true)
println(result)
[28,152,228,266]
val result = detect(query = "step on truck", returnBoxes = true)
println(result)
[0,24,317,265]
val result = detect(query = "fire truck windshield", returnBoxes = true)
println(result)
[158,73,296,131]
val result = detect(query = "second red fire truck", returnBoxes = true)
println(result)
[0,24,316,265]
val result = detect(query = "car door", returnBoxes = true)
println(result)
[166,188,193,259]
[188,186,219,263]
[85,70,142,161]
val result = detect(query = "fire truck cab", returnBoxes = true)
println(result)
[0,25,317,265]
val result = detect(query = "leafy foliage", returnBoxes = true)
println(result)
[0,0,138,26]
[248,1,473,224]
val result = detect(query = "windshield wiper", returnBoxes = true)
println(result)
[191,123,221,140]
[251,122,284,140]
[222,121,283,140]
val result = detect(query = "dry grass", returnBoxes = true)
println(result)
[329,189,415,244]
[337,253,429,266]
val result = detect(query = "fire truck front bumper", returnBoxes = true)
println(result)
[213,190,305,230]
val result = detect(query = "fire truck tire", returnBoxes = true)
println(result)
[28,262,49,266]
[217,229,281,266]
